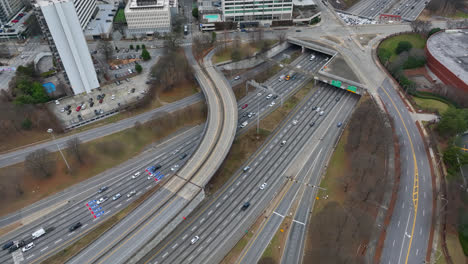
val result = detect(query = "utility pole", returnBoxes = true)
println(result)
[47,128,71,171]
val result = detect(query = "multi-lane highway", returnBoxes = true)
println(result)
[348,0,395,19]
[379,79,432,264]
[388,0,429,21]
[140,81,359,264]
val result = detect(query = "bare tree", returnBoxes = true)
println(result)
[277,32,287,44]
[97,41,114,62]
[67,137,84,164]
[25,149,56,179]
[410,19,432,35]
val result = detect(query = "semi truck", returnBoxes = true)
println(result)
[32,228,46,239]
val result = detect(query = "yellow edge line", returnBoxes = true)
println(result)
[380,86,419,264]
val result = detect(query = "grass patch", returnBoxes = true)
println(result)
[42,183,160,264]
[114,9,126,23]
[453,10,468,18]
[213,40,279,64]
[158,79,199,103]
[447,231,467,263]
[379,34,426,62]
[0,103,206,217]
[413,97,449,113]
[280,50,301,64]
[260,217,291,263]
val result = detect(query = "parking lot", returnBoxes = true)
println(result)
[48,74,149,129]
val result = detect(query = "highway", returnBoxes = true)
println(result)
[139,81,359,264]
[347,0,394,19]
[378,78,432,264]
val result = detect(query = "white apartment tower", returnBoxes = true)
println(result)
[222,0,293,22]
[73,0,97,29]
[125,0,172,36]
[0,0,24,24]
[35,0,99,94]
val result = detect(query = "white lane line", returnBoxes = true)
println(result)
[182,234,188,240]
[191,226,197,231]
[420,227,422,235]
[54,239,63,244]
[68,232,75,236]
[215,228,220,234]
[172,243,178,249]
[229,188,234,193]
[402,203,405,209]
[273,211,284,218]
[197,246,203,252]
[398,220,400,227]
[162,252,168,258]
[208,210,213,216]
[393,240,395,247]
[115,203,122,209]
[105,210,110,215]
[26,255,34,260]
[293,220,305,225]
[405,185,408,192]
[188,255,194,261]
[146,186,151,189]
[242,175,247,179]
[424,192,426,199]
[416,249,419,256]
[200,218,205,224]
[82,224,88,228]
[216,202,221,207]
[41,246,48,252]
[223,195,228,200]
[207,237,212,242]
[236,181,241,186]
[423,209,425,217]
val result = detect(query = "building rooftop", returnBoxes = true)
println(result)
[83,4,114,37]
[0,8,30,36]
[427,29,468,86]
[293,0,315,6]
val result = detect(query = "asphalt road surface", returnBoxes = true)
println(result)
[388,0,429,21]
[379,78,432,264]
[348,0,394,19]
[139,81,359,264]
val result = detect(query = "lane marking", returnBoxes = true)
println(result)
[273,211,284,218]
[41,246,48,252]
[293,219,305,225]
[54,239,63,244]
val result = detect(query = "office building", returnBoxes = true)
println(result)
[0,0,24,24]
[72,0,98,30]
[222,0,293,22]
[35,0,99,94]
[125,0,171,37]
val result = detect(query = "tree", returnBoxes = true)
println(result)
[428,28,441,37]
[395,41,412,54]
[141,48,151,61]
[135,63,143,73]
[377,48,392,64]
[192,8,199,19]
[136,44,140,51]
[142,44,146,49]
[192,34,213,58]
[443,145,468,175]
[26,15,42,36]
[437,108,468,137]
[14,80,50,105]
[277,32,287,44]
[67,137,84,164]
[410,19,432,35]
[231,49,242,62]
[98,41,114,61]
[130,44,134,50]
[211,31,217,44]
[21,118,32,130]
[25,149,56,179]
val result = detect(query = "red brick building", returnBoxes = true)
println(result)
[425,29,468,93]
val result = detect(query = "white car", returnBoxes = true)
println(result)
[268,101,276,107]
[316,107,321,112]
[22,243,34,252]
[81,103,86,110]
[55,100,60,105]
[266,94,273,100]
[280,140,286,146]
[60,108,65,113]
[97,196,108,204]
[257,92,262,96]
[248,112,255,118]
[319,111,324,116]
[111,94,116,100]
[292,120,298,125]
[309,55,315,61]
[112,193,121,200]
[191,236,200,244]
[240,121,248,128]
[171,164,180,171]
[127,190,136,198]
[132,172,141,179]
[260,183,267,190]
[234,76,240,80]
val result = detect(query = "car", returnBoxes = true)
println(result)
[111,94,116,100]
[179,153,187,160]
[97,196,108,204]
[257,92,262,96]
[2,241,14,250]
[126,78,130,82]
[280,140,286,146]
[128,69,132,74]
[67,110,72,115]
[243,166,250,172]
[241,202,250,211]
[99,99,103,104]
[241,104,248,109]
[266,94,273,100]
[76,106,82,112]
[191,236,200,244]
[98,186,108,193]
[99,109,104,114]
[292,120,298,125]
[248,112,255,118]
[337,122,342,127]
[81,103,86,110]
[310,55,315,61]
[22,243,34,252]
[234,76,240,80]
[243,112,248,117]
[240,121,248,128]
[112,193,121,200]
[319,111,324,116]
[132,172,141,179]
[316,107,320,112]
[296,29,301,32]
[171,164,179,171]
[335,97,340,102]
[268,101,276,107]
[55,100,60,105]
[60,107,65,113]
[260,182,267,190]
[147,175,153,180]
[312,106,317,110]
[90,102,94,107]
[272,95,278,99]
[65,105,71,110]
[127,190,136,198]
[77,115,83,121]
[8,245,19,253]
[309,122,315,127]
[69,222,82,232]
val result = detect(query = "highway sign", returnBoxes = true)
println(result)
[331,80,342,88]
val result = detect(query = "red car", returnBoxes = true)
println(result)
[76,106,81,112]
[241,104,248,109]
[99,99,103,104]
[12,20,18,23]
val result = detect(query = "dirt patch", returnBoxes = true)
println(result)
[0,102,207,218]
[356,34,378,47]
[304,97,393,263]
[158,79,199,103]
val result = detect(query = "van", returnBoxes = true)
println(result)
[241,202,250,211]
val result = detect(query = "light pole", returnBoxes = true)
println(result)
[47,128,71,171]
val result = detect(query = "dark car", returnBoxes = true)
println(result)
[335,97,340,102]
[179,153,187,160]
[67,110,72,115]
[69,222,82,232]
[90,102,94,107]
[309,122,315,127]
[98,186,108,193]
[241,202,250,211]
[131,88,135,93]
[312,106,317,110]
[273,95,278,99]
[2,241,13,250]
[8,245,18,253]
[154,164,162,170]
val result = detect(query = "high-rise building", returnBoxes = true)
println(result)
[35,0,99,94]
[125,0,172,37]
[0,0,24,24]
[222,0,293,22]
[72,0,97,30]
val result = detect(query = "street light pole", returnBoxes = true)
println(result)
[47,128,71,171]
[257,90,260,133]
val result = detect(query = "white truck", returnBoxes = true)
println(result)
[32,228,46,239]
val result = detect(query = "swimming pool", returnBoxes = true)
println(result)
[203,14,220,22]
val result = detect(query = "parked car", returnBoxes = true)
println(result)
[234,76,240,80]
[243,166,250,172]
[2,241,14,250]
[76,106,81,112]
[337,122,342,127]
[179,153,187,160]
[266,94,273,100]
[280,140,286,146]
